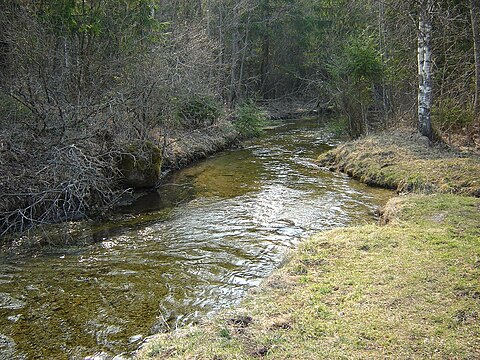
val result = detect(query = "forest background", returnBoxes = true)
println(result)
[0,0,478,237]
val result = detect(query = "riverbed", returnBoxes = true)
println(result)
[0,118,392,359]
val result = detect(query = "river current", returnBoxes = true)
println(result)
[0,118,391,359]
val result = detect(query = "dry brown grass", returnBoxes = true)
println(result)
[317,130,480,197]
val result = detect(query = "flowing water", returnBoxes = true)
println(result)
[0,118,392,359]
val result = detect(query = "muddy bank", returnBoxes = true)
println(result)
[318,129,480,196]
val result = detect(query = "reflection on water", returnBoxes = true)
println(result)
[0,118,392,359]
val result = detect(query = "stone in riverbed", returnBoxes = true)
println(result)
[7,314,22,323]
[128,334,143,344]
[0,334,16,359]
[120,141,162,189]
[0,293,25,310]
[112,354,130,360]
[83,351,110,360]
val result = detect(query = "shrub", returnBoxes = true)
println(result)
[177,95,221,129]
[432,98,474,131]
[234,102,267,138]
[325,116,349,138]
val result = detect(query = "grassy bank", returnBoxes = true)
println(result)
[136,131,480,359]
[317,130,480,196]
[136,194,480,359]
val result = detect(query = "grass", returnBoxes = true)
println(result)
[317,130,480,196]
[136,130,480,359]
[136,194,480,359]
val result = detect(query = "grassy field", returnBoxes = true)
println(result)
[136,131,480,359]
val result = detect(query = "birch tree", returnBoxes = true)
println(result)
[418,0,434,139]
[471,0,480,118]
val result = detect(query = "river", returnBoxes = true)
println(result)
[0,118,392,359]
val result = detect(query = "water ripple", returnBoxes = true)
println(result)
[0,118,392,359]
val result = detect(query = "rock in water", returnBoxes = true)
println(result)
[0,334,16,359]
[0,293,25,310]
[120,141,162,189]
[128,334,143,344]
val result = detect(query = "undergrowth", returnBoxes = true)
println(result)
[234,102,267,139]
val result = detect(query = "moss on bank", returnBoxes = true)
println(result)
[136,194,480,359]
[120,141,163,189]
[136,130,480,359]
[317,130,480,196]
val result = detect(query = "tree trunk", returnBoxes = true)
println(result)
[260,34,270,98]
[229,7,240,105]
[217,7,224,97]
[197,0,202,17]
[238,14,251,100]
[471,0,480,117]
[260,0,270,98]
[206,0,211,36]
[418,0,433,139]
[377,0,390,122]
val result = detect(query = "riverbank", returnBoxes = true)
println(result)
[136,130,480,359]
[160,122,238,171]
[1,100,316,242]
[0,118,240,244]
[317,129,480,196]
[0,94,282,243]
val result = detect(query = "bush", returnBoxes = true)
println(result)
[325,116,349,137]
[177,95,221,129]
[234,102,266,138]
[0,94,32,125]
[432,98,474,131]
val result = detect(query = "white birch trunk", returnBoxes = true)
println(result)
[418,0,433,139]
[471,0,480,116]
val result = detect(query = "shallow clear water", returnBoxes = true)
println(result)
[0,118,392,359]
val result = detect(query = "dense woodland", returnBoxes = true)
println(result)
[0,0,479,236]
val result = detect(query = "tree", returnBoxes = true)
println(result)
[471,0,480,118]
[259,0,271,98]
[418,0,434,139]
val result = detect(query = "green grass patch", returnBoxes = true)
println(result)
[136,194,480,359]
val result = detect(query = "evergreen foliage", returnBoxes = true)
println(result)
[177,95,222,129]
[234,102,267,138]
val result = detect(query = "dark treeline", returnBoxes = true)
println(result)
[0,0,478,237]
